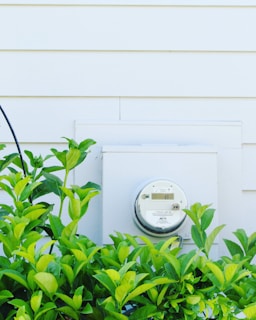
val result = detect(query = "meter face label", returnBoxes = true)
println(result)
[134,179,188,236]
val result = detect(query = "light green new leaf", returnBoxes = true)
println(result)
[33,272,58,297]
[186,295,201,305]
[69,197,81,220]
[14,221,29,240]
[73,286,84,310]
[62,220,79,239]
[205,224,225,256]
[71,249,87,262]
[14,176,30,197]
[123,283,157,305]
[224,263,238,283]
[24,208,46,221]
[66,148,81,171]
[36,254,55,272]
[115,283,131,305]
[61,263,74,286]
[30,291,43,313]
[206,262,224,287]
[118,244,130,264]
[244,303,256,319]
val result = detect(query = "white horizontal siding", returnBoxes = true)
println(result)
[2,0,256,6]
[0,98,119,142]
[120,98,256,143]
[1,52,256,97]
[1,6,256,51]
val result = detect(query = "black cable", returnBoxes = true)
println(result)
[0,105,27,177]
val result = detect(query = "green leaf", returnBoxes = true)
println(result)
[115,283,130,305]
[69,197,81,220]
[0,182,15,199]
[224,263,238,282]
[14,176,30,198]
[244,303,256,319]
[73,286,84,310]
[129,305,158,320]
[94,272,117,294]
[0,289,13,300]
[14,221,29,240]
[34,302,57,320]
[36,254,55,272]
[123,283,157,305]
[61,263,74,286]
[66,148,81,171]
[30,291,42,313]
[1,269,29,289]
[57,306,79,320]
[234,229,248,252]
[33,272,58,297]
[191,225,204,249]
[201,208,215,231]
[49,214,64,239]
[61,220,78,239]
[118,244,130,264]
[180,249,197,276]
[186,295,201,305]
[206,262,224,288]
[205,224,225,256]
[56,293,76,309]
[223,238,244,257]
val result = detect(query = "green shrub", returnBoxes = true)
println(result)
[0,139,255,319]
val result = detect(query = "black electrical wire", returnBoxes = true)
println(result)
[0,105,27,177]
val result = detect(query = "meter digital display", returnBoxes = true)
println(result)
[133,179,188,237]
[151,193,174,200]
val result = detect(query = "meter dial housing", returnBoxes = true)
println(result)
[134,179,188,237]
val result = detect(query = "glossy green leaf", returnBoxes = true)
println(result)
[30,291,43,313]
[33,272,58,297]
[61,263,74,286]
[14,176,30,198]
[234,229,248,249]
[0,289,13,300]
[57,306,79,320]
[34,302,57,320]
[49,214,64,239]
[73,286,84,310]
[244,303,256,319]
[1,269,29,289]
[186,295,201,305]
[66,148,81,171]
[201,208,215,231]
[224,238,244,257]
[36,254,55,272]
[224,263,238,282]
[205,224,225,256]
[123,283,157,305]
[206,262,224,287]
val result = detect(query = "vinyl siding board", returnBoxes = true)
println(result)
[1,6,256,51]
[1,51,256,97]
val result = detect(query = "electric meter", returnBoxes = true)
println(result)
[134,179,188,237]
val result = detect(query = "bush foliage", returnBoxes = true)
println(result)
[0,139,255,319]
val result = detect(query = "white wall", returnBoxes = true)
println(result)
[1,0,256,256]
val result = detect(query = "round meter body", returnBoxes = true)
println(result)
[134,179,188,237]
